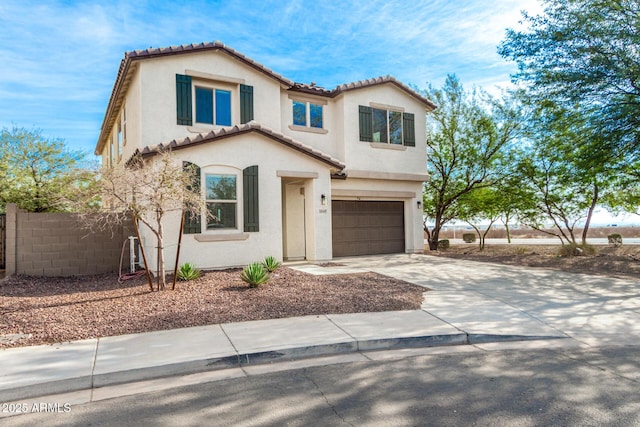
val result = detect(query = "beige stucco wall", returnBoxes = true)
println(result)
[136,51,284,149]
[96,48,433,267]
[338,84,428,175]
[280,92,339,159]
[137,133,334,272]
[100,67,142,166]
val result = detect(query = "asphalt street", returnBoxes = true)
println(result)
[2,345,639,426]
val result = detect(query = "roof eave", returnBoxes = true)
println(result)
[136,123,345,172]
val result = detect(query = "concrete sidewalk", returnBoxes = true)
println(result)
[7,252,632,404]
[0,311,567,402]
[0,308,567,402]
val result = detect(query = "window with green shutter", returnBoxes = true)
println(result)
[403,112,416,146]
[359,105,416,147]
[205,174,237,229]
[359,105,373,142]
[243,165,259,232]
[182,161,201,234]
[176,74,193,126]
[240,84,254,123]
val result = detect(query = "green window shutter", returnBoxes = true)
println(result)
[403,112,416,147]
[182,161,201,234]
[240,84,254,124]
[359,105,373,142]
[176,74,193,126]
[243,165,259,232]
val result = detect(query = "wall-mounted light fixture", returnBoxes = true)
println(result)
[321,194,327,205]
[417,200,422,209]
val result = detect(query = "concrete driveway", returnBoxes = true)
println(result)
[316,254,640,347]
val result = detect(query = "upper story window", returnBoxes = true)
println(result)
[293,100,323,129]
[176,74,254,127]
[196,87,232,126]
[359,105,415,147]
[288,96,328,134]
[206,174,237,229]
[117,121,123,157]
[122,106,127,146]
[372,108,403,145]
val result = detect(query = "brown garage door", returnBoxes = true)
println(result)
[332,201,405,257]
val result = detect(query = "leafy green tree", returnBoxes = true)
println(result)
[422,75,523,250]
[455,187,504,250]
[499,0,640,156]
[512,102,616,245]
[0,127,95,213]
[602,159,640,218]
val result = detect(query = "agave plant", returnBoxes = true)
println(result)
[262,256,281,273]
[240,262,270,287]
[177,262,201,281]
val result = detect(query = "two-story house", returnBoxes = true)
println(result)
[95,41,436,271]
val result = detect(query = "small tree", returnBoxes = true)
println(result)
[456,187,505,250]
[89,150,206,290]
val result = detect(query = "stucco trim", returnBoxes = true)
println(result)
[276,171,319,179]
[331,190,416,198]
[345,170,429,182]
[369,142,407,151]
[370,102,404,112]
[185,69,245,84]
[288,124,329,135]
[287,93,329,105]
[194,233,250,242]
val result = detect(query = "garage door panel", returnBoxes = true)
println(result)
[332,200,405,257]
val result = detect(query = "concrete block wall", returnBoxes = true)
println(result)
[4,204,135,277]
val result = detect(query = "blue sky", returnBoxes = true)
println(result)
[0,0,543,155]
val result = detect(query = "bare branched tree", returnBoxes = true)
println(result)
[82,150,206,290]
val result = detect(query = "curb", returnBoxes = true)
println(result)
[0,333,565,402]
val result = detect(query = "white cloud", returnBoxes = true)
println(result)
[0,0,542,152]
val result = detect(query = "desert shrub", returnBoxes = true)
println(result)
[262,256,281,272]
[437,239,450,250]
[240,262,270,287]
[513,246,527,255]
[462,233,476,243]
[558,243,597,257]
[608,233,623,247]
[177,262,201,281]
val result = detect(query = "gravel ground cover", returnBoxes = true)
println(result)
[0,267,426,349]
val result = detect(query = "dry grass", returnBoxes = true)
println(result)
[430,244,640,280]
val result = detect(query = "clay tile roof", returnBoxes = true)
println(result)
[331,75,437,110]
[289,82,332,96]
[133,121,345,171]
[286,75,436,110]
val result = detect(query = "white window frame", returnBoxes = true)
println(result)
[204,172,239,231]
[288,95,329,134]
[193,81,234,127]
